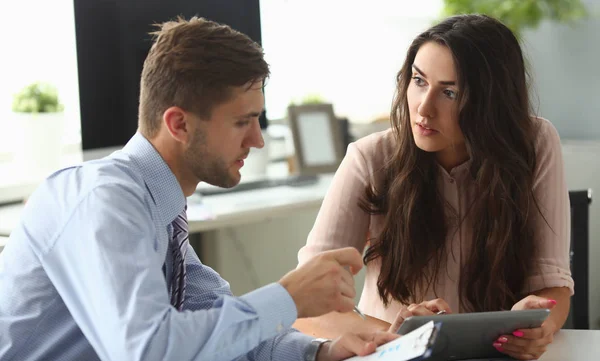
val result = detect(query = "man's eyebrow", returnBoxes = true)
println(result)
[412,64,456,85]
[237,110,265,118]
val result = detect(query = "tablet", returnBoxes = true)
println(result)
[396,309,550,360]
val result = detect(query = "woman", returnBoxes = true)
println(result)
[298,14,573,360]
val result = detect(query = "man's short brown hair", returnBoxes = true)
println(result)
[138,16,269,138]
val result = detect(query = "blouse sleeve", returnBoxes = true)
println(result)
[298,141,375,265]
[523,119,574,295]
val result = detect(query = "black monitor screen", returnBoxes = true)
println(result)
[73,0,263,151]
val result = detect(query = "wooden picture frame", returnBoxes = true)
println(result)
[287,103,345,175]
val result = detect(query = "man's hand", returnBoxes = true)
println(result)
[388,298,452,333]
[316,331,400,361]
[279,247,363,318]
[492,295,558,360]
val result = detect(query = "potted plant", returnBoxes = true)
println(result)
[12,82,65,180]
[442,0,588,38]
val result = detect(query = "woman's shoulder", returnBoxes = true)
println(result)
[531,116,561,154]
[351,128,397,164]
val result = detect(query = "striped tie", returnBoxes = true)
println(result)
[170,206,189,311]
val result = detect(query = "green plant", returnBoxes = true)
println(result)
[288,93,326,108]
[300,93,326,105]
[12,82,64,113]
[442,0,588,38]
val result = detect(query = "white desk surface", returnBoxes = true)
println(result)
[542,329,600,359]
[0,174,334,237]
[465,329,600,360]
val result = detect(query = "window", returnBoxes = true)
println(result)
[0,0,80,201]
[260,0,443,121]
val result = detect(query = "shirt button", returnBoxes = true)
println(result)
[449,178,455,183]
[276,323,283,332]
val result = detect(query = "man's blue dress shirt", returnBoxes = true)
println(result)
[0,133,313,360]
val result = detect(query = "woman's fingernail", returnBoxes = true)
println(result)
[493,342,503,349]
[497,336,508,343]
[549,299,557,305]
[513,331,524,337]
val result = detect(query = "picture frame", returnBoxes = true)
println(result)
[287,103,345,175]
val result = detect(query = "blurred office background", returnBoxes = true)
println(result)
[0,0,598,328]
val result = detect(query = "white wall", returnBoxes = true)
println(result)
[522,0,600,140]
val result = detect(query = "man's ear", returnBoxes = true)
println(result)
[163,106,191,144]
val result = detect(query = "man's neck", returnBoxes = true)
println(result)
[148,136,197,197]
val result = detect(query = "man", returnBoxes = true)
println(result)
[0,17,397,361]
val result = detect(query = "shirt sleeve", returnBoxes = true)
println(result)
[182,246,314,361]
[235,330,314,361]
[40,183,302,361]
[298,142,373,265]
[523,120,574,295]
[183,244,235,310]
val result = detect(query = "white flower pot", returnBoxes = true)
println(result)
[13,112,65,181]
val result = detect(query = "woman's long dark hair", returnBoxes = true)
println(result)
[362,14,540,312]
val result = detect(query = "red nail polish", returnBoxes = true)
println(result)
[513,331,524,337]
[498,337,508,343]
[493,343,502,349]
[549,299,557,305]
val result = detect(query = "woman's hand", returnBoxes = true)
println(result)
[388,298,452,333]
[493,295,558,360]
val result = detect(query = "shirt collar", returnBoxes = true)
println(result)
[436,158,473,180]
[120,132,186,226]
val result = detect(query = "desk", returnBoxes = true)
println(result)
[460,330,600,360]
[295,315,600,360]
[188,174,333,233]
[0,174,334,237]
[480,329,600,360]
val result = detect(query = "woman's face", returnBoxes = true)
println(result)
[407,41,468,169]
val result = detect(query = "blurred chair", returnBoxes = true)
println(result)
[564,189,592,329]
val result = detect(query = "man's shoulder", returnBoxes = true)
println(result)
[12,157,151,255]
[27,155,150,220]
[51,156,146,198]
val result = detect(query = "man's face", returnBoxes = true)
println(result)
[184,84,265,188]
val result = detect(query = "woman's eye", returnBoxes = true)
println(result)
[412,76,425,86]
[444,89,457,100]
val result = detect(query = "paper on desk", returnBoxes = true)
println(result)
[345,321,436,361]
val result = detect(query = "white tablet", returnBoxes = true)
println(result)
[397,309,550,360]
